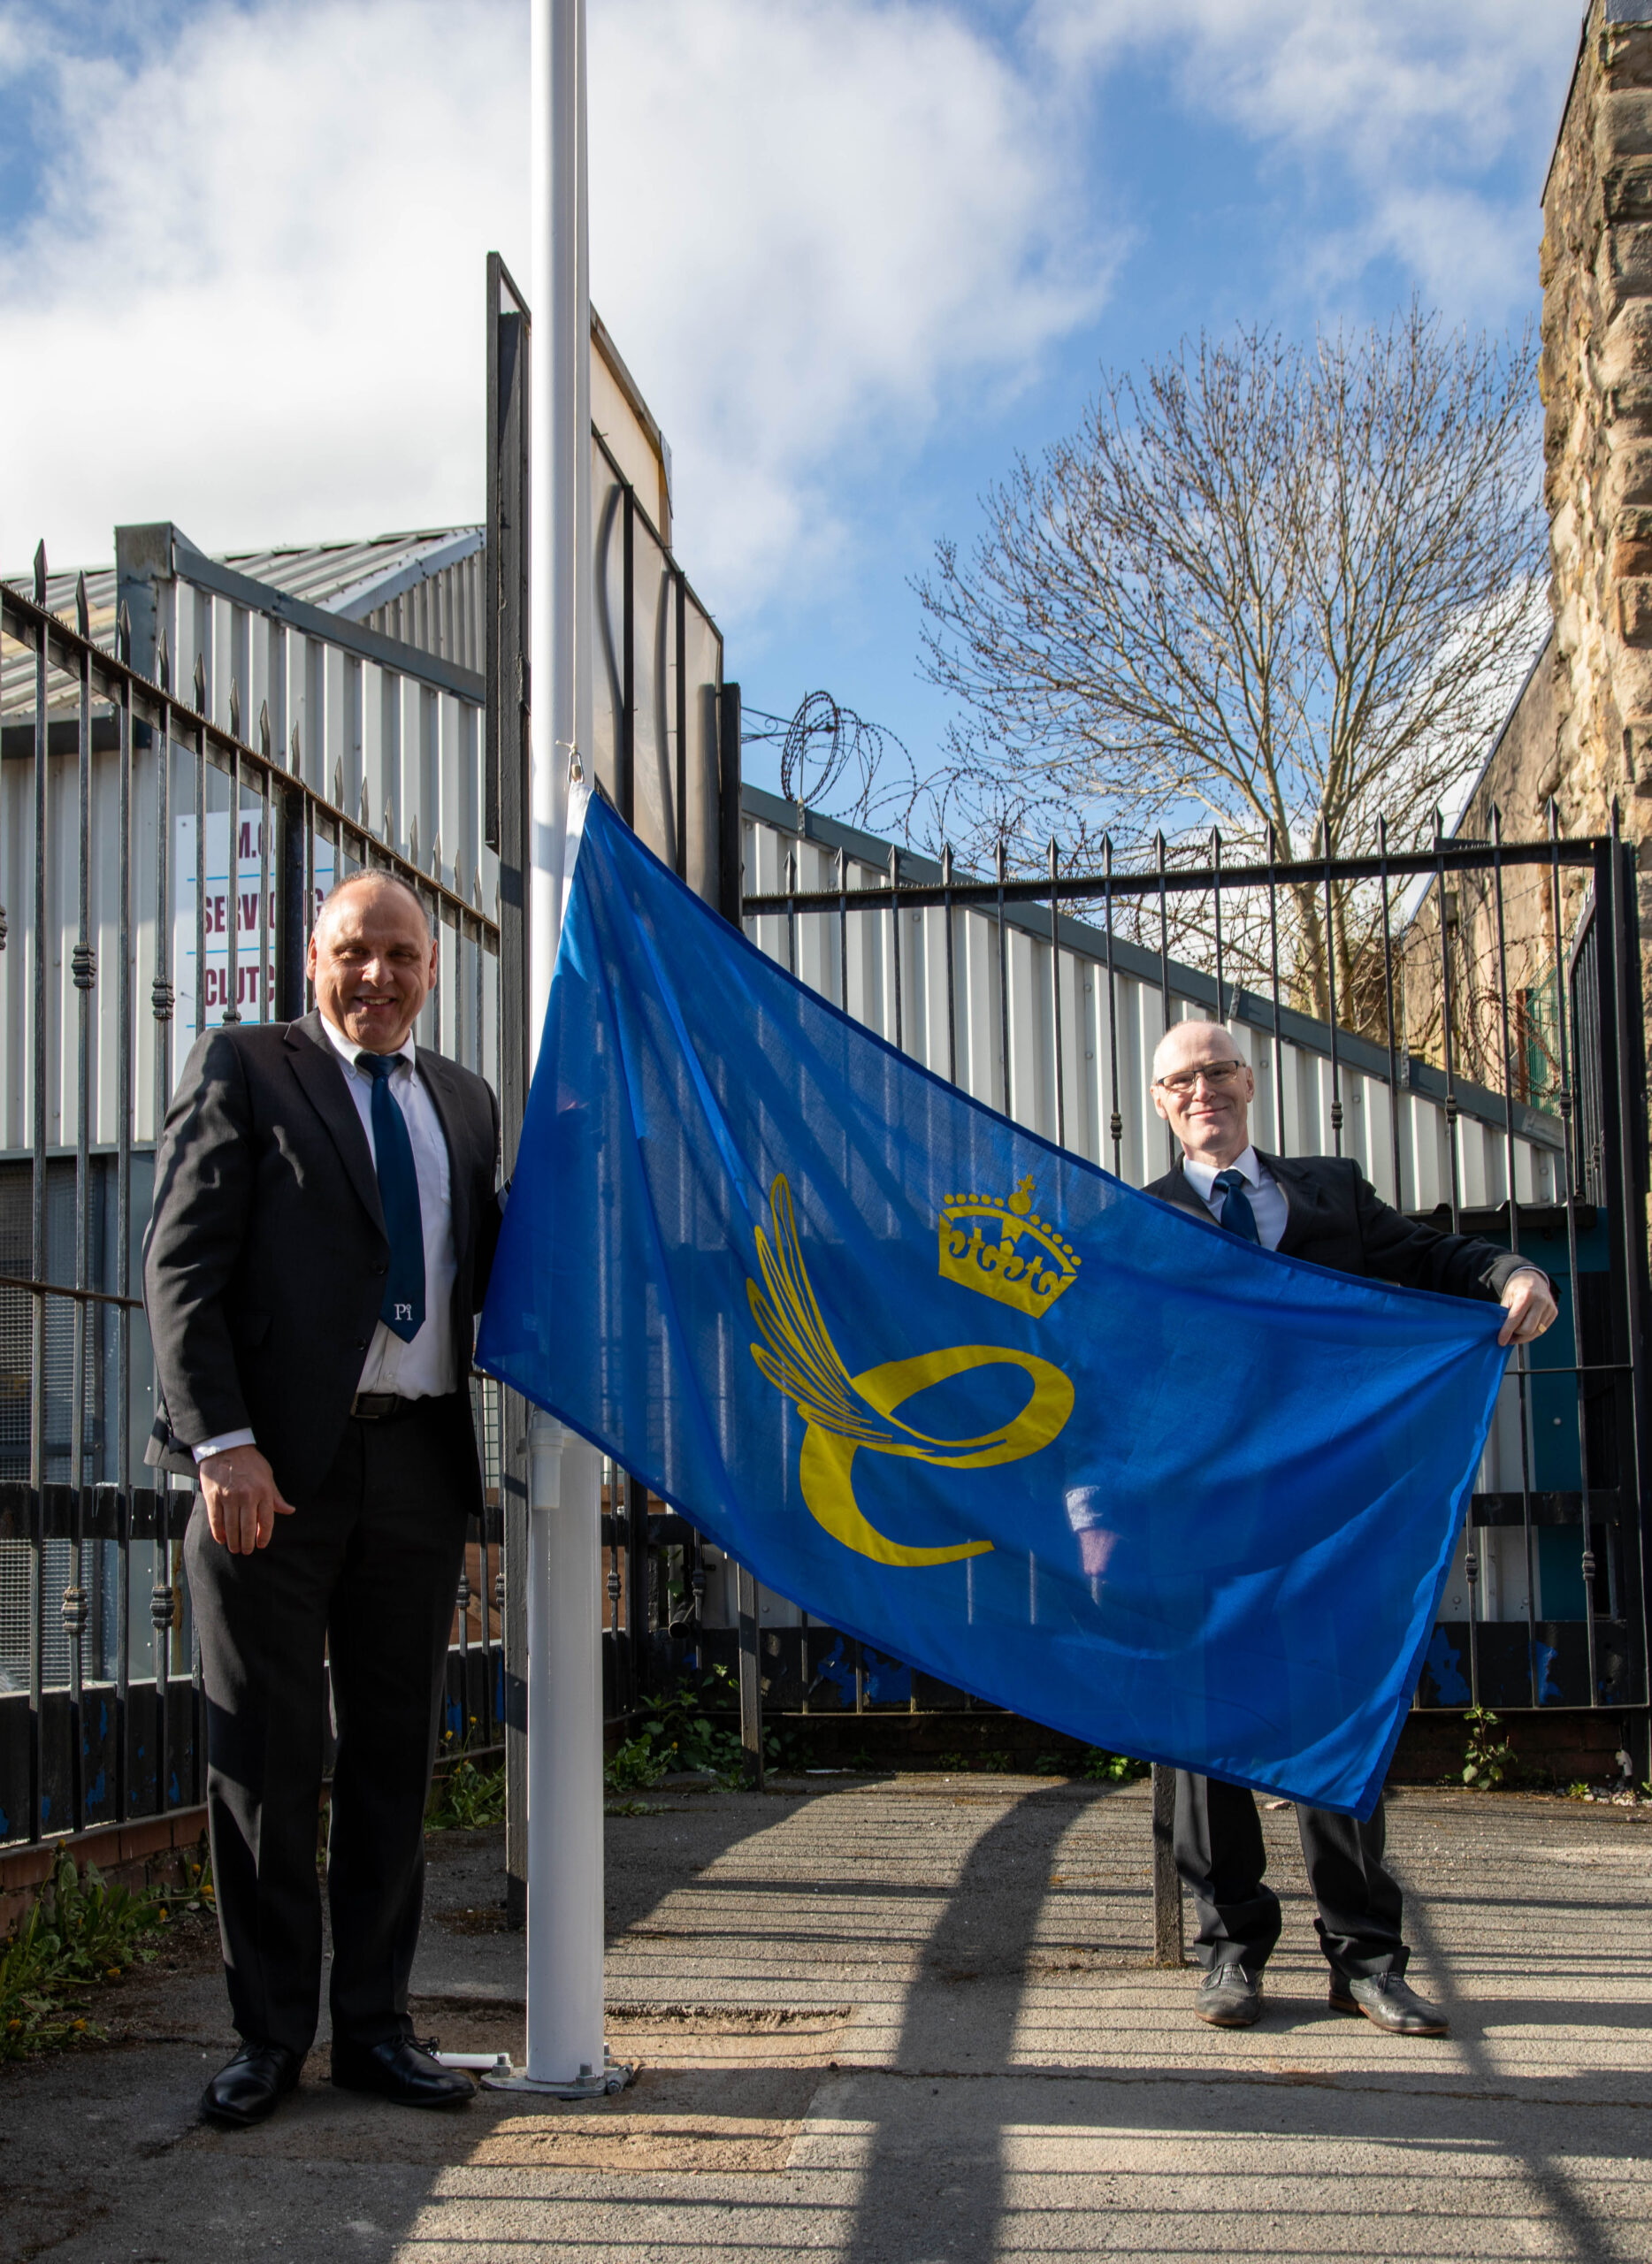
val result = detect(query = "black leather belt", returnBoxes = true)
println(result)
[350,1392,424,1423]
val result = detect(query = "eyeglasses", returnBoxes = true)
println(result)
[1153,1060,1246,1097]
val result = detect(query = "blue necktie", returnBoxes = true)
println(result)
[357,1052,425,1342]
[1212,1166,1260,1245]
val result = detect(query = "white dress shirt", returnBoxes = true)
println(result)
[1181,1144,1289,1252]
[192,1015,459,1462]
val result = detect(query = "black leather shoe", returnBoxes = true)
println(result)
[1195,1962,1264,2027]
[330,2035,475,2108]
[1328,1970,1449,2036]
[201,2041,303,2128]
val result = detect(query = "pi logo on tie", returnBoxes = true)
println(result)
[746,1176,1075,1566]
[395,1303,414,1323]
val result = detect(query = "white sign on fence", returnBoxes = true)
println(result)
[174,813,336,1035]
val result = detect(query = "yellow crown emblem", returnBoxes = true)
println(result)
[937,1175,1079,1319]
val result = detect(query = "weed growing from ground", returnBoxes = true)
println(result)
[607,1667,751,1791]
[1,1847,167,2061]
[426,1758,508,1831]
[1462,1707,1518,1790]
[605,1733,671,1794]
[426,1719,508,1831]
[1081,1748,1150,1784]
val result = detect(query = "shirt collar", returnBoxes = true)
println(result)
[1182,1144,1265,1201]
[318,1013,417,1075]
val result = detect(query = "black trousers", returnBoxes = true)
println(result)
[185,1396,472,2057]
[1174,1771,1407,1980]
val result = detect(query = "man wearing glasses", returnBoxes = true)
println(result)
[1143,1015,1556,2038]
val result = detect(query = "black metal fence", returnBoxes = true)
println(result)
[0,563,505,1852]
[729,809,1651,1737]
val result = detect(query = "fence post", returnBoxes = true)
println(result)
[735,1562,763,1786]
[501,1431,530,1927]
[718,684,742,926]
[717,685,761,1785]
[1151,1763,1183,1966]
[114,521,177,681]
[486,249,535,1929]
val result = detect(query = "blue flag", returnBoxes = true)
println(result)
[478,791,1508,1817]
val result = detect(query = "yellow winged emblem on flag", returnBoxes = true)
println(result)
[746,1175,1075,1566]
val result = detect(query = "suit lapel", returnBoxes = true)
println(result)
[1258,1151,1323,1255]
[285,1012,386,1239]
[416,1045,471,1266]
[1157,1164,1212,1221]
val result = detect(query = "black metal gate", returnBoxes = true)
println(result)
[722,810,1652,1760]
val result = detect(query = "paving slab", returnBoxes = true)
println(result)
[2,1775,1648,2262]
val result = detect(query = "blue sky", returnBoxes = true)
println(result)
[729,0,1580,793]
[0,1,1583,800]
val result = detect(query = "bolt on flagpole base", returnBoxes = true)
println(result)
[482,2050,635,2099]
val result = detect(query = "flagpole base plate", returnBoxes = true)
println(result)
[482,2054,633,2099]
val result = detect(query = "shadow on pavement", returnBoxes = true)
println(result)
[838,1780,1082,2264]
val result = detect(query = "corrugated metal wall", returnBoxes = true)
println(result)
[740,790,1562,1214]
[361,547,486,675]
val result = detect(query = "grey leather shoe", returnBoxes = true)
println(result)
[1195,1962,1263,2026]
[1328,1971,1449,2035]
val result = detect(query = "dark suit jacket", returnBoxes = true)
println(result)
[142,1009,501,1509]
[1143,1150,1538,1303]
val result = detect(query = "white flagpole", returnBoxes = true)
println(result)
[504,0,610,2097]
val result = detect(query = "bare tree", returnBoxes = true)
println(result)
[915,305,1544,1029]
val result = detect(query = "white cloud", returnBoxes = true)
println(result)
[1033,0,1579,313]
[592,2,1108,602]
[0,0,1108,618]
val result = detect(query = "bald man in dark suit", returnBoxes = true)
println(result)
[1136,1017,1555,2037]
[145,873,501,2127]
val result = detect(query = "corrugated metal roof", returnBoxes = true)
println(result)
[1,529,482,717]
[0,566,120,715]
[217,528,482,619]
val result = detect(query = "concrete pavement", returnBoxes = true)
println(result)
[2,1773,1649,2261]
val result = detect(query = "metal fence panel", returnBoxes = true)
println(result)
[723,789,1648,1729]
[0,565,502,1849]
